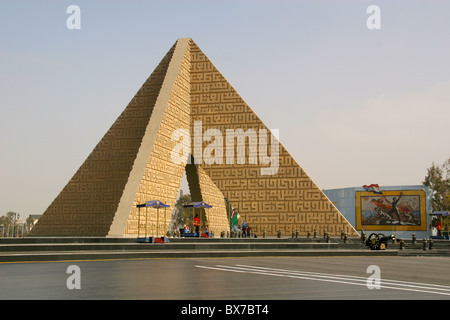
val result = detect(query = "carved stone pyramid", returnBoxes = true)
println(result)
[30,38,359,237]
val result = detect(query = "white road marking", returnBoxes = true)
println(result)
[195,264,450,297]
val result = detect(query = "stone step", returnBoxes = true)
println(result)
[0,236,399,262]
[0,248,398,263]
[1,236,448,263]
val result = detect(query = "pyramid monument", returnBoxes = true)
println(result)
[29,38,359,237]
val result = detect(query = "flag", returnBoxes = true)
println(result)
[231,209,238,227]
[363,184,383,194]
[230,208,245,231]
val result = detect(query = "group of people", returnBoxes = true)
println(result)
[183,214,208,234]
[241,225,251,237]
[182,213,253,237]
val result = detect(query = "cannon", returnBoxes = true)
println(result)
[366,233,396,250]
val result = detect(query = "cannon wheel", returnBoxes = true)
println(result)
[367,233,380,250]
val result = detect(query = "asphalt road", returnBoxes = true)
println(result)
[1,256,450,301]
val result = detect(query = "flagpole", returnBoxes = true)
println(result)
[229,203,232,233]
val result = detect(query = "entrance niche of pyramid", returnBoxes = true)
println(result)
[169,162,252,238]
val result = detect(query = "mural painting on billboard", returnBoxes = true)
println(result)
[355,190,427,231]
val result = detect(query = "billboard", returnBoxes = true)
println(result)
[355,190,427,231]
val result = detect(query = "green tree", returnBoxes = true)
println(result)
[423,158,450,212]
[169,194,193,233]
[0,211,20,237]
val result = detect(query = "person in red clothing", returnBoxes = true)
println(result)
[194,214,200,233]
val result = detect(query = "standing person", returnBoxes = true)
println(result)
[194,214,200,233]
[383,192,404,223]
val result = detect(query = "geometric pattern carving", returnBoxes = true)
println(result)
[188,40,358,237]
[29,38,358,237]
[121,40,192,237]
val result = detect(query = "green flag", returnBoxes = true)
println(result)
[231,209,238,226]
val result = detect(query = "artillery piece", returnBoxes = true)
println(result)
[366,233,396,250]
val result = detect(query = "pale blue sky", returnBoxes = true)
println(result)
[0,1,449,217]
